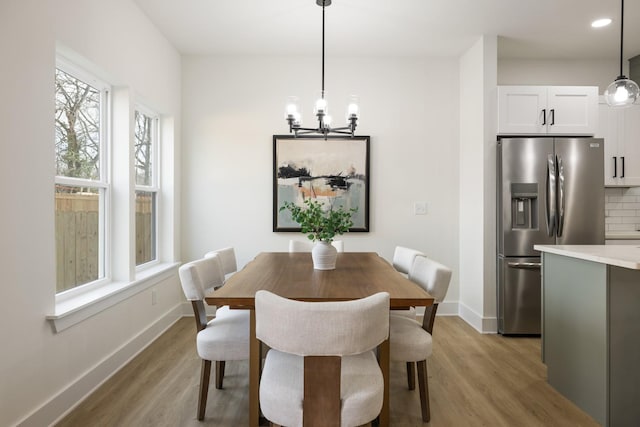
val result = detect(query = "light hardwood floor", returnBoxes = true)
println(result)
[56,316,599,426]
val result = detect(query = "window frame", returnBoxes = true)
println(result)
[54,58,112,299]
[134,104,160,270]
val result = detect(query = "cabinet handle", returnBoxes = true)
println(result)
[550,109,555,125]
[621,156,625,178]
[613,156,617,178]
[542,109,546,125]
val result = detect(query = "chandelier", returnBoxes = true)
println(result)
[284,0,360,137]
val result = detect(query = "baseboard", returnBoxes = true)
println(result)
[18,303,183,427]
[458,302,498,334]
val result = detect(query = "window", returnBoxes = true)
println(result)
[134,108,158,266]
[55,65,109,293]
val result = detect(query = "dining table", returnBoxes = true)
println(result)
[204,251,434,427]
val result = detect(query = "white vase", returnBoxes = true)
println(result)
[312,241,338,270]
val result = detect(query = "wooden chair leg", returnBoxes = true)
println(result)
[416,360,431,422]
[215,360,226,389]
[406,361,415,390]
[198,359,212,421]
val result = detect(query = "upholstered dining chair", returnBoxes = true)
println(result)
[390,246,426,321]
[204,246,237,281]
[288,239,344,253]
[390,255,452,422]
[255,290,390,427]
[178,254,249,421]
[392,245,426,277]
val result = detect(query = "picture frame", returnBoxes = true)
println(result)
[273,135,370,232]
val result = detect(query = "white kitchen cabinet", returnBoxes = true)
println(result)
[595,99,640,186]
[498,86,598,135]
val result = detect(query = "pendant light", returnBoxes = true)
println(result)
[284,0,359,137]
[604,0,639,107]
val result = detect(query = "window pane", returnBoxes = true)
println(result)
[55,184,103,292]
[136,190,156,265]
[134,111,153,186]
[55,69,101,180]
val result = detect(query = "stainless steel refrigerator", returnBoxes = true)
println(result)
[497,137,604,335]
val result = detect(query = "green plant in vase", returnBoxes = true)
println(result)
[280,199,357,269]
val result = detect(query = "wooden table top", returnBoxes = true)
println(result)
[205,252,434,308]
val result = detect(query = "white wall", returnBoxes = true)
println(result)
[498,58,616,94]
[458,36,498,332]
[0,1,182,426]
[181,55,461,307]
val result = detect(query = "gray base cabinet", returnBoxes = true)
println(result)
[542,253,640,426]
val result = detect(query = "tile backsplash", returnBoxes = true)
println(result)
[605,187,640,232]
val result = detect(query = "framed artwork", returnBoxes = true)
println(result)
[273,135,370,232]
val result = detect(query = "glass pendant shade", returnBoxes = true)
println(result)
[314,93,328,115]
[606,0,639,107]
[605,77,640,107]
[285,96,301,124]
[346,95,359,120]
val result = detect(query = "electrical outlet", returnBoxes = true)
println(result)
[151,289,157,306]
[414,201,427,215]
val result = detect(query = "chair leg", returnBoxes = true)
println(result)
[406,361,415,390]
[416,360,431,422]
[198,359,212,421]
[215,360,226,389]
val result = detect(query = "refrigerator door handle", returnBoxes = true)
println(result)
[507,262,542,269]
[557,155,565,237]
[546,154,557,237]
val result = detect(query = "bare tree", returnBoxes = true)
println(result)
[55,68,100,183]
[134,111,152,186]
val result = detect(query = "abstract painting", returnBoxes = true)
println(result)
[273,135,370,232]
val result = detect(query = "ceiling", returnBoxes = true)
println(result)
[133,0,640,62]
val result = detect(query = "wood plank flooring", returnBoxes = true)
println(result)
[56,316,599,426]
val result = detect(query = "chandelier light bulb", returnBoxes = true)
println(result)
[285,96,301,119]
[324,114,332,127]
[615,85,629,102]
[315,97,328,114]
[346,95,360,120]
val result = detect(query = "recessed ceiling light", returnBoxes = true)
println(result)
[591,18,612,28]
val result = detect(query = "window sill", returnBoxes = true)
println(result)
[47,262,180,333]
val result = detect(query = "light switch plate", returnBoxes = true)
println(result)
[414,201,427,215]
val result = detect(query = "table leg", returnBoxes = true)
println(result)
[249,309,260,427]
[379,337,390,427]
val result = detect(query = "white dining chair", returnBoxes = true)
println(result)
[390,246,426,321]
[204,246,237,282]
[178,254,249,421]
[390,255,452,422]
[392,245,426,277]
[255,290,390,427]
[288,239,344,252]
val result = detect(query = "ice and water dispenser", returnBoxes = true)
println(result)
[510,183,538,230]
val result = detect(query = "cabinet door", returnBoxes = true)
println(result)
[596,101,622,185]
[618,105,640,186]
[498,86,547,134]
[547,86,598,135]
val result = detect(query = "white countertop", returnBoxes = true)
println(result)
[534,245,640,270]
